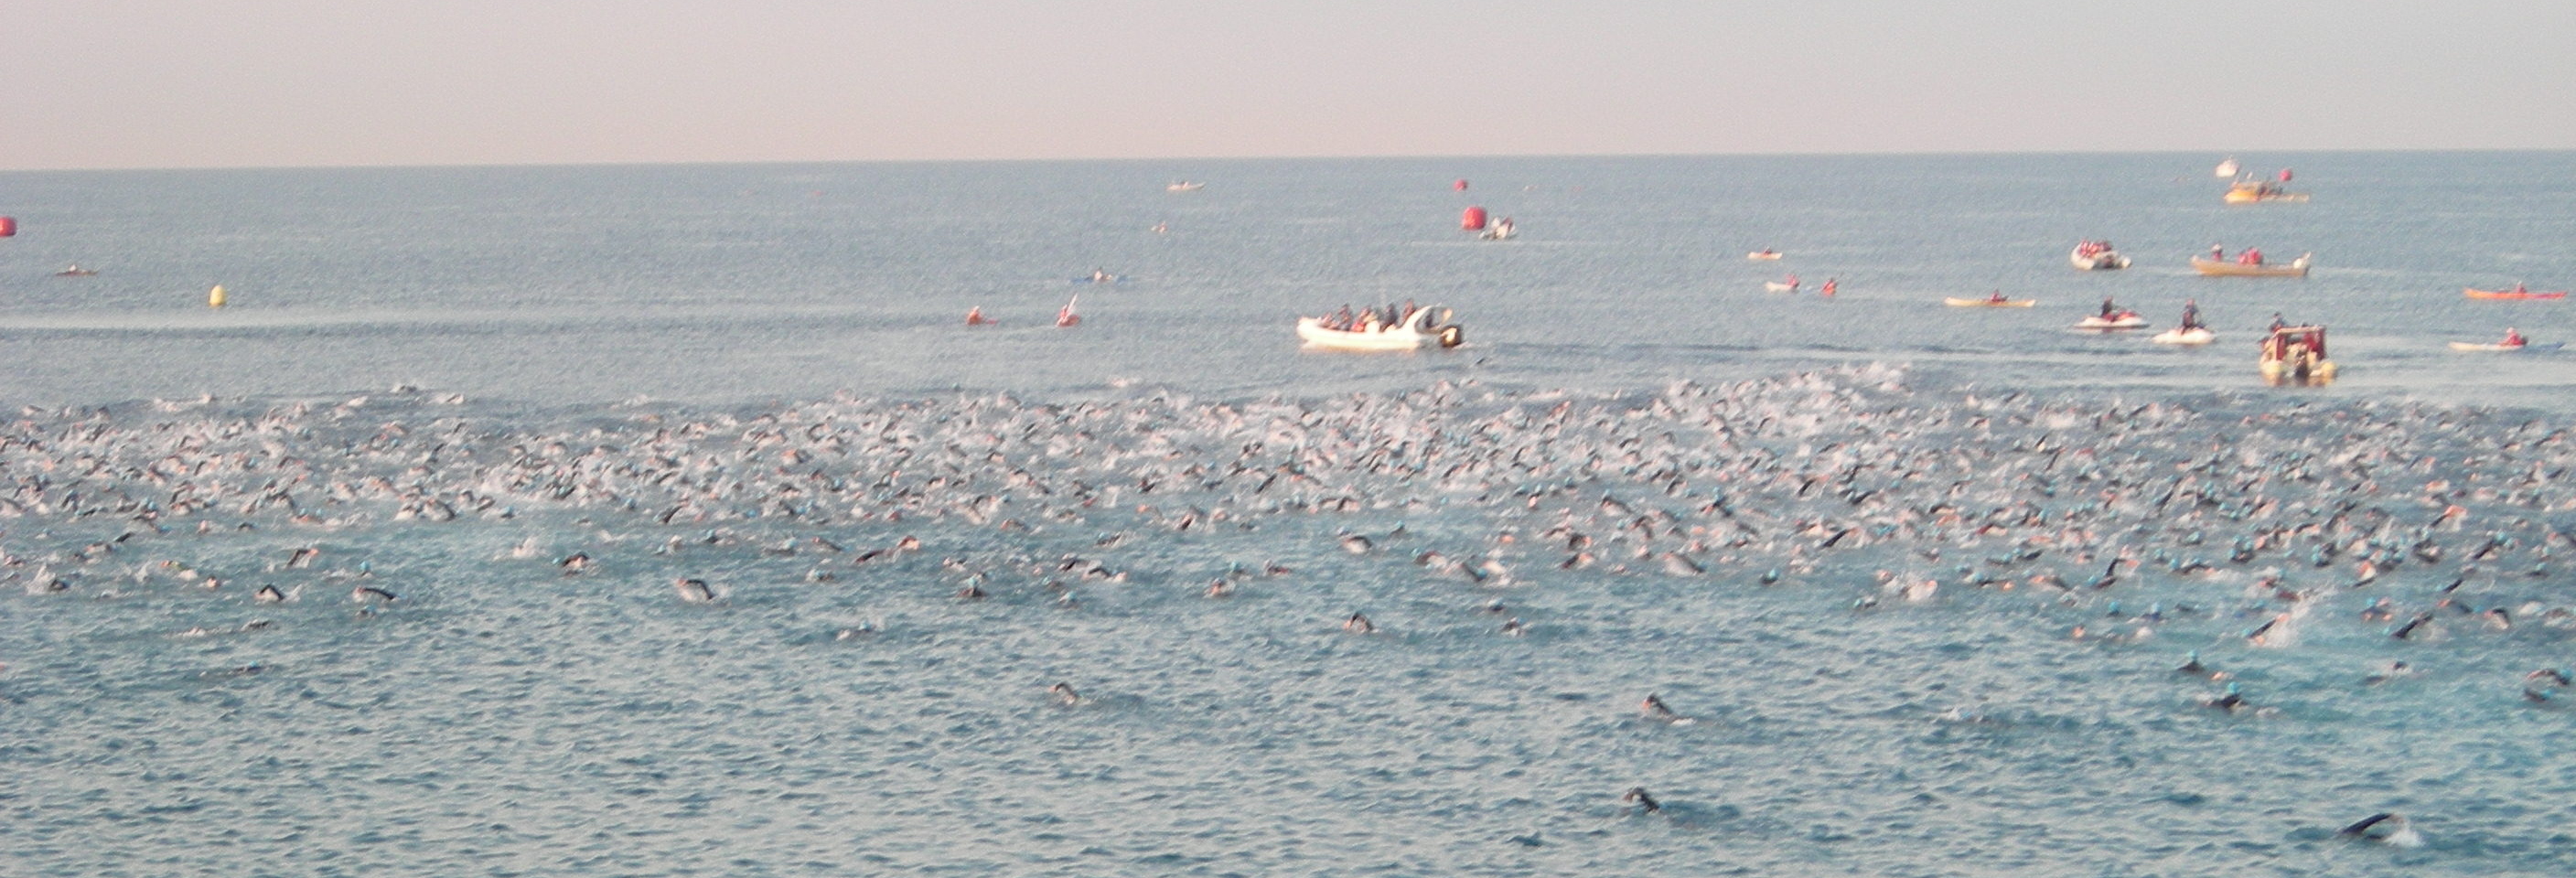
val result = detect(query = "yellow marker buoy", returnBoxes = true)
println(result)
[208,284,227,308]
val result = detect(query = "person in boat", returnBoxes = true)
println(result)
[2210,244,2225,261]
[2180,299,2202,330]
[2504,327,2526,347]
[1987,290,2008,304]
[2239,248,2263,265]
[2267,313,2286,335]
[965,306,990,326]
[2100,296,2119,318]
[1819,277,1838,296]
[2514,282,2529,294]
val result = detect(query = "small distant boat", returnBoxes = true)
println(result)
[1057,294,1081,327]
[2152,327,2216,345]
[2448,340,2558,352]
[1764,275,1800,293]
[2464,285,2568,300]
[1945,295,2034,307]
[2216,156,2240,177]
[1479,218,1517,241]
[2070,241,2131,271]
[2191,253,2310,277]
[53,264,97,277]
[1296,305,1464,351]
[965,306,997,327]
[1165,181,1204,192]
[1746,249,1783,261]
[2076,311,2150,330]
[2225,180,2307,204]
[1078,269,1122,284]
[2260,325,2337,384]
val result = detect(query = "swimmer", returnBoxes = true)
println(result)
[1343,612,1375,634]
[255,584,286,603]
[1639,694,1689,723]
[1621,787,1661,814]
[1049,681,1081,705]
[2338,812,2414,844]
[350,585,399,604]
[2203,681,2249,712]
[672,578,717,603]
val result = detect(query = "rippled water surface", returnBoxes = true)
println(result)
[3,154,2574,876]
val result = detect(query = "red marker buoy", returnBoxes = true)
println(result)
[1461,206,1487,230]
[0,216,16,237]
[1454,178,1469,191]
[2278,168,2292,182]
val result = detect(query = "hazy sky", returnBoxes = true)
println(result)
[5,1,2571,169]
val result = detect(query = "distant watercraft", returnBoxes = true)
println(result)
[2070,241,2131,270]
[2077,311,2150,330]
[2215,156,2241,177]
[2152,327,2216,345]
[2464,285,2567,300]
[2225,180,2307,204]
[1057,294,1081,327]
[2260,325,2337,384]
[1764,275,1800,293]
[1746,249,1783,261]
[54,264,97,277]
[2192,253,2311,277]
[1296,306,1464,351]
[2448,340,2556,352]
[1166,181,1204,192]
[1945,295,2034,307]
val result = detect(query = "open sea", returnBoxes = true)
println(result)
[2,153,2573,876]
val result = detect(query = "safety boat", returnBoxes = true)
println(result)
[2070,241,2131,270]
[1166,181,1204,192]
[1296,305,1464,351]
[2152,327,2216,345]
[2259,325,2336,384]
[2464,285,2568,300]
[2191,253,2311,277]
[1746,249,1783,261]
[2225,180,2307,203]
[2215,157,2240,177]
[1944,295,2034,307]
[2076,311,2150,330]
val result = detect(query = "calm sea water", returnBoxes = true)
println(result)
[3,154,2573,877]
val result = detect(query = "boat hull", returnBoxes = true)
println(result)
[2076,314,2150,330]
[1763,282,1798,293]
[2449,341,2560,352]
[1746,252,1783,261]
[2070,250,2131,270]
[2192,255,2310,277]
[1944,297,2034,307]
[1296,312,1464,351]
[2152,327,2216,345]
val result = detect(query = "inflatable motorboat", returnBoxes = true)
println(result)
[1296,306,1464,351]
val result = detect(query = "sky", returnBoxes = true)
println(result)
[5,0,2573,170]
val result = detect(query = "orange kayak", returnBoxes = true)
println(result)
[2464,287,2568,300]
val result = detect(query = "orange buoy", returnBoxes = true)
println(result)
[0,216,16,237]
[2278,168,2292,182]
[1461,206,1487,230]
[1454,178,1469,191]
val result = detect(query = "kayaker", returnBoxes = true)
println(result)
[2504,327,2526,348]
[2268,313,2286,334]
[965,306,990,326]
[1819,277,1838,296]
[1988,290,2007,304]
[2210,244,2225,261]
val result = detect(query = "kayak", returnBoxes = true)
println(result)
[1746,250,1783,261]
[2076,312,2150,330]
[1944,297,2034,307]
[2192,254,2311,277]
[2464,287,2568,300]
[2448,341,2560,352]
[1763,280,1799,293]
[2152,327,2216,345]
